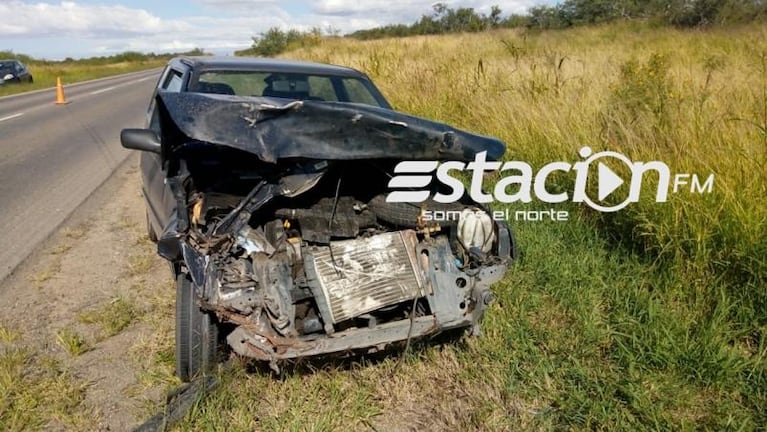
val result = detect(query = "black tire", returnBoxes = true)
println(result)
[28,76,33,84]
[146,210,158,242]
[175,274,219,382]
[368,194,466,227]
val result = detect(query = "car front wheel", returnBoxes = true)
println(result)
[175,273,219,382]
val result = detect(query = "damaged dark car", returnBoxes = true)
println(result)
[121,57,516,381]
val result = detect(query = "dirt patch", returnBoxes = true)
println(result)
[0,155,175,431]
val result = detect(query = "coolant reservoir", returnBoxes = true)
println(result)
[457,208,495,254]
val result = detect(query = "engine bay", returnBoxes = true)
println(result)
[156,141,513,368]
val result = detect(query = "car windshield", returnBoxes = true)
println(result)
[191,70,385,107]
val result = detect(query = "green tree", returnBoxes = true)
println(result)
[489,5,503,27]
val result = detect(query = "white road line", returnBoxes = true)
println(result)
[0,112,24,123]
[89,86,116,95]
[136,76,153,82]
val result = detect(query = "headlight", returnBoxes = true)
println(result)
[3,74,13,80]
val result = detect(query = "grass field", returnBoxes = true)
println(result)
[0,59,166,97]
[175,22,767,430]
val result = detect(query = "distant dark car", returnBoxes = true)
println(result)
[120,57,514,382]
[0,60,33,84]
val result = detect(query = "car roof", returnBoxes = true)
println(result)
[176,56,366,78]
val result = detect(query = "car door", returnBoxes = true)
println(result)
[15,62,30,82]
[142,66,187,237]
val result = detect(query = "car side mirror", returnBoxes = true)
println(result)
[121,128,161,154]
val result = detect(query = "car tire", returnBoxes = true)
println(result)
[146,210,158,242]
[28,76,33,84]
[368,194,465,228]
[175,273,219,382]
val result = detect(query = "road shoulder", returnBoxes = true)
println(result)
[0,155,175,431]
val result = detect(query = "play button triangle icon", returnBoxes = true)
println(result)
[598,162,624,201]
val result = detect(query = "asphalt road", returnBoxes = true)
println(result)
[0,69,162,281]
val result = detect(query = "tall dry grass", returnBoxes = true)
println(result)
[176,23,767,430]
[288,21,767,325]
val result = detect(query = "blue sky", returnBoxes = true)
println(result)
[0,0,555,59]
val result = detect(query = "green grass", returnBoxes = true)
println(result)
[78,297,140,338]
[0,325,19,344]
[27,260,62,289]
[484,207,764,430]
[0,343,91,430]
[55,327,90,357]
[125,252,157,277]
[129,278,179,397]
[172,22,767,430]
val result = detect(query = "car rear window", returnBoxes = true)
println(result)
[0,61,15,74]
[191,70,385,107]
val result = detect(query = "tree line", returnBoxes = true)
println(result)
[348,4,527,40]
[0,48,206,64]
[527,0,767,29]
[239,0,766,56]
[234,28,324,57]
[349,1,766,38]
[354,0,767,38]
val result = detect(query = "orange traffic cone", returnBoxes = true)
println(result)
[55,77,68,105]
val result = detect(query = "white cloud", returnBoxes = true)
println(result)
[89,14,295,54]
[193,0,279,8]
[0,1,295,55]
[0,1,191,38]
[307,0,426,27]
[83,7,386,54]
[314,0,433,15]
[0,0,540,58]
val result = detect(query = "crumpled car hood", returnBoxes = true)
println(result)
[156,91,506,163]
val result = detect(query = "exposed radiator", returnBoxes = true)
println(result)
[303,230,427,324]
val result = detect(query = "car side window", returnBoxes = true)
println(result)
[307,76,338,102]
[149,68,184,131]
[342,79,380,106]
[162,69,184,92]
